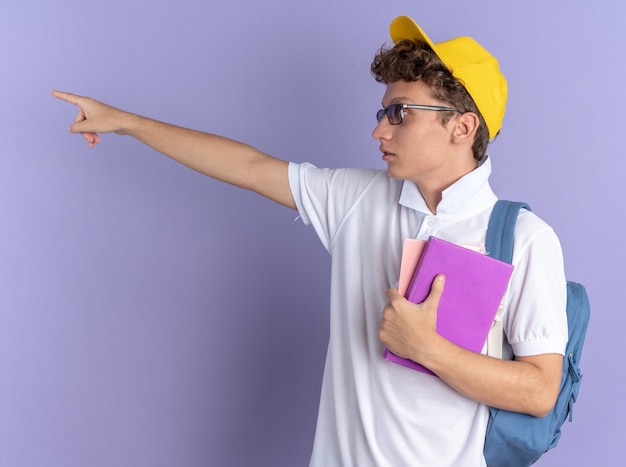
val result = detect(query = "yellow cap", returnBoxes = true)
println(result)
[390,15,507,139]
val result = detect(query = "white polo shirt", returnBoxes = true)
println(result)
[288,157,567,467]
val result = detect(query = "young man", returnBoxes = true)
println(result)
[53,15,567,466]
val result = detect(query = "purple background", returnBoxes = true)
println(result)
[1,0,623,465]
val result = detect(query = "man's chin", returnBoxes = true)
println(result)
[386,167,407,181]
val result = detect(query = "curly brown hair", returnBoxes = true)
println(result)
[371,40,489,161]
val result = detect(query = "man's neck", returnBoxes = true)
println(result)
[415,160,479,214]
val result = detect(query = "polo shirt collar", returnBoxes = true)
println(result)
[398,156,496,216]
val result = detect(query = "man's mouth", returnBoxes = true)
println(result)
[382,150,396,161]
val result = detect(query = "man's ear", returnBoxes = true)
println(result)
[451,112,479,145]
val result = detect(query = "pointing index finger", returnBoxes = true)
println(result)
[51,90,82,105]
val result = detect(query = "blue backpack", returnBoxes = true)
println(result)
[483,201,590,466]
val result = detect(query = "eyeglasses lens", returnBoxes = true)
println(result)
[388,105,402,124]
[376,105,403,125]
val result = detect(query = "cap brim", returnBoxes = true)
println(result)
[390,16,435,49]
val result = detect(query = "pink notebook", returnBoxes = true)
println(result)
[384,236,514,376]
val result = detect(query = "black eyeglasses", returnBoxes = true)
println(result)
[376,103,461,125]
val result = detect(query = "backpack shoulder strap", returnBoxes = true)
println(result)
[485,201,531,262]
[485,200,531,358]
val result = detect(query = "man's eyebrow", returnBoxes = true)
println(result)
[382,96,413,106]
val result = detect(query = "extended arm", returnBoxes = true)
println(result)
[52,91,296,209]
[379,281,562,418]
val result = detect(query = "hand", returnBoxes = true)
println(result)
[379,274,445,363]
[52,90,128,148]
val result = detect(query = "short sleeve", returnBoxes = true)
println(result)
[503,211,568,357]
[288,162,385,252]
